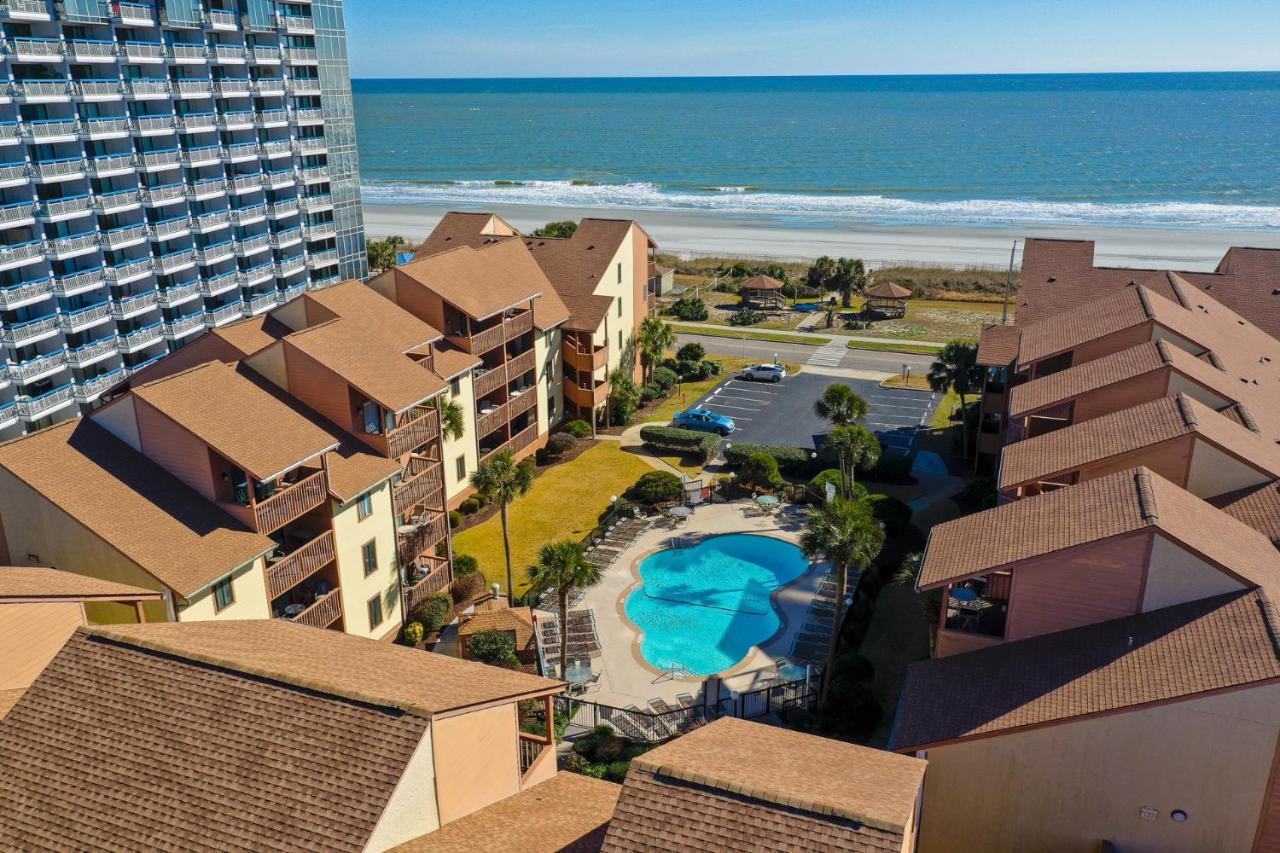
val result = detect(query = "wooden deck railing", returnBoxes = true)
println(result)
[473,365,507,399]
[291,587,342,629]
[509,422,539,454]
[506,348,536,379]
[563,340,608,372]
[386,406,440,458]
[265,530,335,599]
[392,456,443,518]
[403,560,452,614]
[253,470,328,533]
[519,732,550,777]
[397,512,449,566]
[476,402,509,438]
[469,322,504,354]
[509,390,537,417]
[504,310,533,341]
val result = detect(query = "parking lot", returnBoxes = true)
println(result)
[684,370,937,456]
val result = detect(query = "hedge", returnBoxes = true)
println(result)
[723,443,815,476]
[639,425,721,463]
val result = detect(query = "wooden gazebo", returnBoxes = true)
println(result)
[739,274,786,309]
[864,281,911,317]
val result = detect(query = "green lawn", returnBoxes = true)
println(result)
[670,324,831,346]
[450,442,654,597]
[846,339,944,356]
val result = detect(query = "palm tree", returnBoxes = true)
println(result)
[469,450,535,605]
[813,383,869,427]
[440,398,464,441]
[825,424,881,492]
[927,340,983,459]
[526,540,602,679]
[636,316,675,385]
[800,498,885,702]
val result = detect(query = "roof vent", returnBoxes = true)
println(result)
[1047,276,1056,282]
[586,245,595,250]
[1272,288,1280,296]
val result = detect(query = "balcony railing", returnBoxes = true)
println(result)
[292,107,323,124]
[121,40,164,60]
[126,79,172,97]
[508,388,537,418]
[158,281,201,307]
[15,383,73,418]
[139,182,185,206]
[250,45,281,63]
[104,258,153,284]
[0,240,45,267]
[506,348,537,380]
[288,586,341,629]
[99,224,148,250]
[211,44,247,63]
[114,2,155,24]
[473,365,507,399]
[66,39,115,60]
[402,559,451,614]
[260,138,292,158]
[137,149,181,170]
[66,335,118,367]
[13,80,70,99]
[476,402,509,439]
[164,312,205,337]
[397,512,448,566]
[277,13,315,33]
[204,300,244,326]
[117,322,164,351]
[150,216,192,241]
[206,8,238,28]
[270,227,302,248]
[392,455,443,518]
[299,165,329,183]
[466,322,505,355]
[59,301,114,332]
[175,112,217,132]
[253,469,328,533]
[252,79,286,96]
[8,349,65,382]
[32,158,85,180]
[257,107,288,125]
[47,232,99,256]
[0,122,20,144]
[246,290,276,314]
[167,43,207,62]
[564,339,609,372]
[73,367,126,401]
[270,198,299,218]
[74,79,122,98]
[173,78,214,96]
[53,267,101,297]
[111,289,158,319]
[82,117,132,137]
[265,529,335,599]
[504,311,534,340]
[386,406,441,458]
[133,114,176,133]
[294,135,326,153]
[0,276,52,309]
[0,163,26,183]
[25,119,78,140]
[284,46,318,63]
[0,199,35,225]
[201,270,239,297]
[92,188,141,212]
[519,733,552,778]
[6,37,60,59]
[289,78,321,95]
[157,249,197,274]
[307,248,338,269]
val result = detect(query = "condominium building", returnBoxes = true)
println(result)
[0,0,366,441]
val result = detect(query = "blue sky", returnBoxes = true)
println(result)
[345,0,1280,78]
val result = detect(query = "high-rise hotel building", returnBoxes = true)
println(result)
[0,0,366,439]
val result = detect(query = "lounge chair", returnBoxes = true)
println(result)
[676,692,697,708]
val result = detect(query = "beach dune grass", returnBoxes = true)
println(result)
[450,442,654,598]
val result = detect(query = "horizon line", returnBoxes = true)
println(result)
[350,69,1280,82]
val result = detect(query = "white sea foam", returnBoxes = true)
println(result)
[360,179,1280,230]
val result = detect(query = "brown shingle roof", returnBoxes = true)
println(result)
[89,619,562,716]
[392,773,620,853]
[130,361,338,480]
[415,211,521,257]
[1017,285,1154,364]
[302,279,442,352]
[890,589,1280,750]
[603,717,923,852]
[527,218,650,332]
[975,323,1020,366]
[919,467,1280,598]
[0,420,272,598]
[1009,340,1170,416]
[865,281,911,299]
[282,319,447,413]
[1212,480,1280,546]
[0,629,428,851]
[430,341,482,381]
[0,566,160,601]
[999,394,1280,490]
[739,274,785,291]
[459,605,536,651]
[120,314,289,389]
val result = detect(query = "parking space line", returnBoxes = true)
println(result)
[707,404,760,414]
[712,395,771,405]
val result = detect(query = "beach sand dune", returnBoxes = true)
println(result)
[363,201,1280,270]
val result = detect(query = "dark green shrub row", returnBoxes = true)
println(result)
[639,425,721,462]
[723,442,814,475]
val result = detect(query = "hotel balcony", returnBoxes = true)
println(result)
[88,155,138,180]
[0,240,46,269]
[0,121,20,145]
[219,110,256,131]
[24,118,78,143]
[114,1,156,24]
[31,158,84,183]
[111,289,158,320]
[37,194,91,221]
[172,78,214,98]
[264,168,295,189]
[121,40,165,62]
[66,39,115,62]
[397,511,448,568]
[284,46,318,64]
[47,232,99,259]
[564,337,609,372]
[117,322,164,352]
[0,199,36,227]
[126,79,173,98]
[237,233,271,256]
[257,107,289,127]
[211,44,247,64]
[133,114,176,134]
[241,468,329,534]
[167,43,208,63]
[158,280,201,307]
[6,37,60,60]
[92,188,141,213]
[231,203,268,227]
[53,267,101,298]
[936,575,1011,657]
[292,107,323,125]
[206,8,239,29]
[138,149,181,171]
[99,223,149,251]
[73,367,126,402]
[105,258,153,285]
[270,227,303,249]
[74,79,123,100]
[15,383,74,419]
[82,116,132,138]
[164,311,206,339]
[174,112,217,133]
[59,302,114,334]
[277,13,315,33]
[269,198,299,219]
[288,78,321,95]
[0,276,53,309]
[250,45,281,64]
[252,79,286,96]
[286,586,342,629]
[565,376,610,410]
[245,290,277,315]
[192,209,230,234]
[156,249,197,275]
[299,164,329,183]
[181,145,223,168]
[299,193,332,214]
[8,349,66,383]
[240,262,274,287]
[204,300,245,326]
[475,400,510,440]
[401,554,451,614]
[150,215,192,242]
[0,163,26,185]
[66,335,119,368]
[266,529,336,599]
[13,79,71,102]
[480,422,540,464]
[392,453,443,518]
[385,404,441,459]
[223,141,260,163]
[294,135,327,154]
[306,248,338,269]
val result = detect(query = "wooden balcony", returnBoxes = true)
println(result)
[393,454,444,518]
[506,348,536,379]
[565,378,609,410]
[402,555,452,614]
[265,530,336,599]
[564,340,608,372]
[520,732,552,777]
[503,310,534,341]
[509,422,539,455]
[474,365,507,399]
[290,587,342,629]
[386,405,441,459]
[468,322,505,355]
[476,401,509,438]
[253,470,328,533]
[508,389,537,418]
[397,512,449,566]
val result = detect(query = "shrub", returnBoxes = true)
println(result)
[603,761,632,783]
[413,594,452,633]
[652,366,678,390]
[629,470,683,504]
[448,510,461,529]
[728,307,766,326]
[450,571,485,604]
[723,443,814,476]
[545,432,576,458]
[738,451,783,490]
[668,295,708,321]
[459,497,481,516]
[467,629,515,665]
[806,469,868,501]
[452,553,478,576]
[402,621,424,646]
[675,342,705,363]
[563,419,593,438]
[639,425,721,463]
[562,752,592,775]
[610,396,637,426]
[703,359,722,376]
[867,493,913,537]
[639,382,663,403]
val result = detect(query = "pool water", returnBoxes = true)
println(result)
[625,534,810,676]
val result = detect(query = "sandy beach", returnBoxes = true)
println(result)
[362,201,1280,270]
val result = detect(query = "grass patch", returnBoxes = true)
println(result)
[643,356,803,424]
[670,324,831,346]
[646,450,707,478]
[880,373,933,391]
[927,389,964,430]
[845,298,998,343]
[450,442,654,597]
[846,340,943,356]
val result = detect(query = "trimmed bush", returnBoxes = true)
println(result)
[629,470,683,504]
[448,510,461,529]
[806,469,870,501]
[413,594,452,633]
[452,553,479,577]
[728,307,766,326]
[668,295,708,321]
[563,419,593,439]
[652,366,678,391]
[402,621,424,646]
[738,451,783,490]
[603,761,632,783]
[723,443,814,476]
[675,342,705,363]
[545,431,576,458]
[450,571,485,604]
[467,629,515,665]
[639,425,721,463]
[459,497,481,516]
[640,382,663,403]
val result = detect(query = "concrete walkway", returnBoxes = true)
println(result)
[672,319,946,349]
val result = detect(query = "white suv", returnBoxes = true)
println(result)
[740,363,787,383]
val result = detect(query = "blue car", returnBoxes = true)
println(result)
[673,407,736,435]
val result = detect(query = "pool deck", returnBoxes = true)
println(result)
[544,500,830,709]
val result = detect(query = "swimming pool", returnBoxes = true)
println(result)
[624,534,810,676]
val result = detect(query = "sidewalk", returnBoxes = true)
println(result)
[673,320,945,349]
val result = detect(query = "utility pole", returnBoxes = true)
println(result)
[1001,240,1017,325]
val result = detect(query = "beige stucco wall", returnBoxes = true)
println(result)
[441,371,478,504]
[176,558,271,623]
[0,601,83,691]
[363,725,441,851]
[595,231,638,376]
[431,703,520,825]
[1142,534,1246,612]
[331,481,402,640]
[915,684,1280,853]
[535,327,563,432]
[1187,440,1272,498]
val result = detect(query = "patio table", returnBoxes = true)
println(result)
[756,495,780,511]
[565,661,593,684]
[950,587,978,602]
[667,506,692,518]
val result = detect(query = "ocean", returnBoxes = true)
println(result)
[352,73,1280,231]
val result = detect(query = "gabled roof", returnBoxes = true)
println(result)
[866,280,911,299]
[398,238,570,328]
[120,314,289,389]
[1017,284,1160,364]
[0,420,272,598]
[88,619,563,716]
[415,211,521,257]
[1212,480,1280,546]
[129,361,338,481]
[526,218,652,331]
[919,467,1280,598]
[999,394,1280,490]
[975,323,1020,366]
[1009,340,1171,416]
[603,717,924,851]
[301,279,442,353]
[739,274,785,291]
[393,773,620,853]
[0,566,160,602]
[0,628,430,851]
[282,319,447,413]
[459,605,536,650]
[890,589,1280,751]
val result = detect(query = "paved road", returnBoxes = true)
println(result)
[676,331,936,375]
